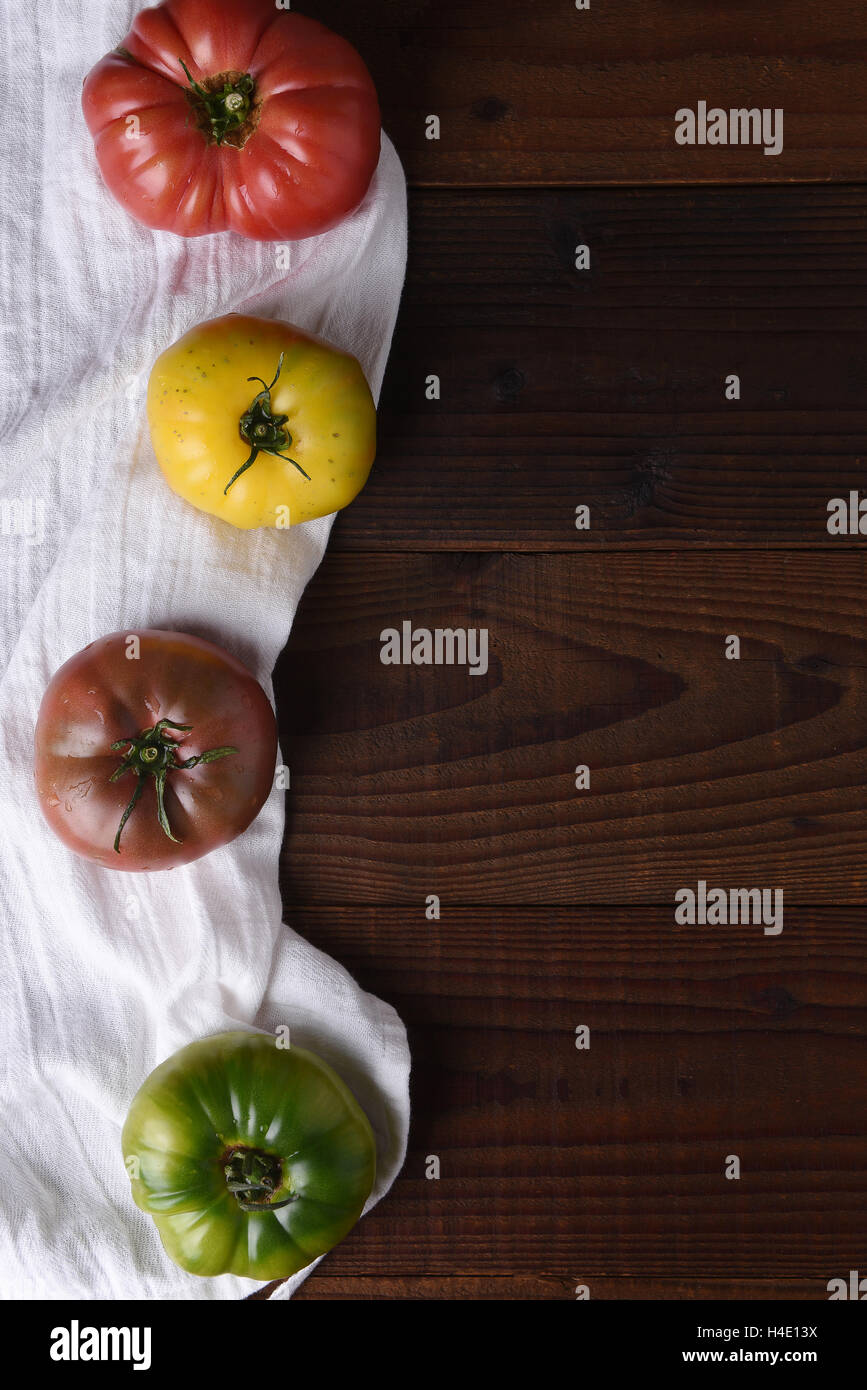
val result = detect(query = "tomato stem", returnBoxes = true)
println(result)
[226,353,311,495]
[109,718,237,854]
[179,60,255,146]
[224,1148,296,1212]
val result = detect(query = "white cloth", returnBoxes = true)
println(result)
[0,1,409,1300]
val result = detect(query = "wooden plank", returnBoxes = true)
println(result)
[277,550,867,904]
[314,0,867,185]
[291,1275,828,1300]
[268,906,867,1290]
[330,186,867,551]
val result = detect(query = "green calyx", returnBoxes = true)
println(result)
[179,60,255,146]
[109,718,237,854]
[224,354,311,495]
[224,1148,296,1212]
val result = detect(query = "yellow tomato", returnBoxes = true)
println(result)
[146,314,376,530]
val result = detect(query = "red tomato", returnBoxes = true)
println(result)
[34,630,277,872]
[81,0,381,240]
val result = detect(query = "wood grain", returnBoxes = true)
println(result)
[264,906,867,1293]
[328,186,867,551]
[314,0,867,185]
[269,4,867,1301]
[277,550,867,904]
[291,1275,828,1300]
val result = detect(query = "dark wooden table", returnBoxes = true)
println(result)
[272,2,867,1299]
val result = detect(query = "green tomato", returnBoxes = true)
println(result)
[122,1031,376,1280]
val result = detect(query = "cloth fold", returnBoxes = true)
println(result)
[0,0,409,1300]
